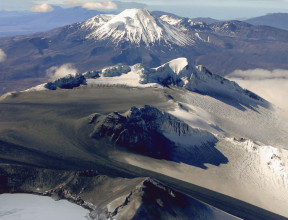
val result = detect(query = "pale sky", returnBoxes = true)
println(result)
[1,0,288,19]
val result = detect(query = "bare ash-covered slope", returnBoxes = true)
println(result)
[1,57,288,219]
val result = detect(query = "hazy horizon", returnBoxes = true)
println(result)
[1,0,288,20]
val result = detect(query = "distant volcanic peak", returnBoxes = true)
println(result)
[83,8,194,46]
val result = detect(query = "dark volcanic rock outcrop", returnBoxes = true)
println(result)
[45,74,86,90]
[90,105,228,168]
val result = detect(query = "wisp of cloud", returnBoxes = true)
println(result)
[31,3,54,12]
[65,1,118,11]
[82,1,117,10]
[0,49,6,62]
[46,64,78,81]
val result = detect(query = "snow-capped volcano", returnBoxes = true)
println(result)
[81,8,194,46]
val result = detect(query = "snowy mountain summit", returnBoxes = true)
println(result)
[82,8,193,46]
[41,57,263,109]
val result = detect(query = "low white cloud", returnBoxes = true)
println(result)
[46,64,78,81]
[82,1,118,10]
[227,69,288,111]
[65,1,117,11]
[64,0,81,5]
[31,3,54,12]
[0,49,6,62]
[228,68,288,80]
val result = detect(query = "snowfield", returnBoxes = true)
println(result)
[115,89,288,216]
[0,194,90,220]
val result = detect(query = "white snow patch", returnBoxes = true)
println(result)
[23,84,47,92]
[159,57,189,74]
[160,15,182,26]
[0,92,14,101]
[195,32,206,41]
[0,194,90,220]
[226,138,288,185]
[260,146,288,181]
[87,63,161,88]
[168,104,222,134]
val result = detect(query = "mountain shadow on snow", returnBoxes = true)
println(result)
[89,105,228,169]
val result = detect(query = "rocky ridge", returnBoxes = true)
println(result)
[89,105,227,168]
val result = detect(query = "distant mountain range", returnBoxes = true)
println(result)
[0,2,146,37]
[245,13,288,31]
[1,5,287,38]
[1,9,288,94]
